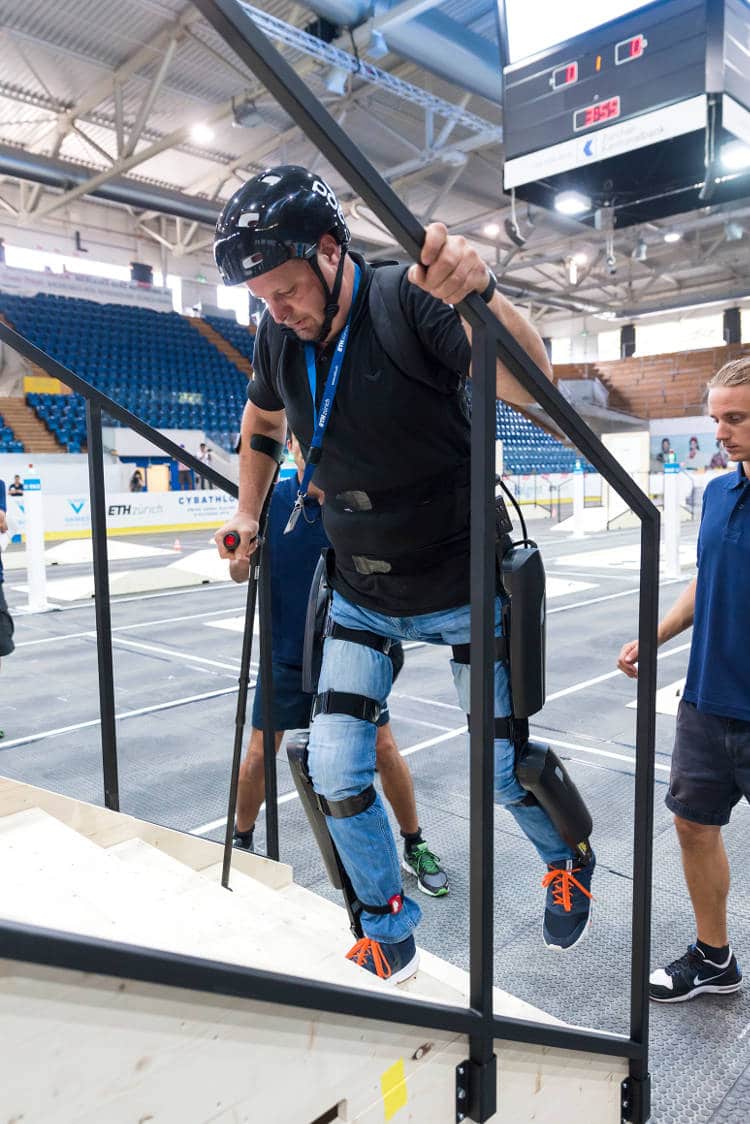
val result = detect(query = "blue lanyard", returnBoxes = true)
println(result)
[284,264,360,534]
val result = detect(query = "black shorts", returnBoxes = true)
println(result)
[665,699,750,826]
[251,661,390,733]
[0,583,14,657]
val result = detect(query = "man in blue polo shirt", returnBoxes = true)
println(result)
[0,475,14,667]
[618,357,750,1002]
[229,436,449,898]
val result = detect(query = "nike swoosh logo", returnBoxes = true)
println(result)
[694,971,730,985]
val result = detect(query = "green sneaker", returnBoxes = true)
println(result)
[402,841,449,897]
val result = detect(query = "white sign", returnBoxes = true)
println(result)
[504,95,706,189]
[9,490,238,539]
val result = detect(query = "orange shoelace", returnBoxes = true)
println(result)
[346,938,392,979]
[541,866,594,913]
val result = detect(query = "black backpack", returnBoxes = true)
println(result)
[262,261,461,394]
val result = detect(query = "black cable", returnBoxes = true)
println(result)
[496,473,529,545]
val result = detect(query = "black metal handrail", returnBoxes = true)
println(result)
[0,1,658,1117]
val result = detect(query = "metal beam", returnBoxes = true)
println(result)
[122,36,179,159]
[21,8,201,152]
[29,98,233,220]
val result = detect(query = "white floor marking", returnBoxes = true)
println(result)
[542,736,670,774]
[190,724,467,836]
[546,576,597,598]
[627,678,685,716]
[390,692,463,712]
[110,636,241,671]
[14,607,245,648]
[11,580,236,613]
[546,642,691,702]
[205,615,257,634]
[0,686,244,750]
[548,578,685,615]
[558,543,695,570]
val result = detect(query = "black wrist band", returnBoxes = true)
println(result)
[479,269,497,304]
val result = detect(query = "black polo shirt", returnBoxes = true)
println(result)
[248,254,472,615]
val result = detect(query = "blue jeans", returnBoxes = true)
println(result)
[307,592,574,943]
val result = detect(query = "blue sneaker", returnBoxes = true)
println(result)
[542,854,595,951]
[346,935,420,985]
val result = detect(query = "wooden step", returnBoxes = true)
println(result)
[188,317,254,380]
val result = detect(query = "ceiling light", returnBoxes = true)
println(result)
[440,149,468,167]
[632,238,648,261]
[554,190,591,216]
[725,220,744,242]
[721,140,750,172]
[572,250,588,265]
[663,230,682,243]
[483,222,500,238]
[190,123,215,146]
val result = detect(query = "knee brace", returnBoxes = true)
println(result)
[515,735,593,864]
[287,733,404,937]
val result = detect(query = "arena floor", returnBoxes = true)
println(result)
[1,518,748,1124]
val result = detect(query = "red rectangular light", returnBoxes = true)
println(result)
[573,96,621,131]
[615,34,646,65]
[551,61,579,90]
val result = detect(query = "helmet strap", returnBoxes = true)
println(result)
[306,245,347,344]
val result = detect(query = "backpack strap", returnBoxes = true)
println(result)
[368,262,464,395]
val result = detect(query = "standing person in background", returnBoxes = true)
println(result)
[0,476,15,676]
[230,434,449,898]
[617,358,750,1003]
[197,442,213,489]
[8,475,23,497]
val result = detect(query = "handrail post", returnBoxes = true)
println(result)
[465,323,498,1121]
[85,399,120,811]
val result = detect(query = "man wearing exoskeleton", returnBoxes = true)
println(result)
[214,165,595,985]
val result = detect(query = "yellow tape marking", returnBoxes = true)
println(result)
[381,1057,408,1121]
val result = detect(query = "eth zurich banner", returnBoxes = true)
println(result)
[6,490,238,540]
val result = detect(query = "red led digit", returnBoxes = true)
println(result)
[630,34,644,58]
[566,62,577,83]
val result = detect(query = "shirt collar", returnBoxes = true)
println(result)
[730,461,748,489]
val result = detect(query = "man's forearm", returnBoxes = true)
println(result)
[461,292,553,408]
[657,578,697,645]
[237,402,286,518]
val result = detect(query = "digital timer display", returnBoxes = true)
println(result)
[551,61,579,89]
[573,96,621,131]
[615,33,647,64]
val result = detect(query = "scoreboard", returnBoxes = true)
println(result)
[501,0,750,227]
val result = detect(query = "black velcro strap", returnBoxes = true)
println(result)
[465,715,512,741]
[451,636,508,665]
[358,891,405,916]
[328,622,392,655]
[314,785,376,819]
[312,689,382,725]
[250,433,285,465]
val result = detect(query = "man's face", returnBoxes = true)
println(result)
[708,385,750,464]
[247,239,340,342]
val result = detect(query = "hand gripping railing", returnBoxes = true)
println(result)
[0,3,658,1119]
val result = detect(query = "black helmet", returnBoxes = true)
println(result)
[214,165,350,287]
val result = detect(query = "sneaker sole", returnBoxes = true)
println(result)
[650,980,743,1003]
[543,911,592,953]
[401,858,449,897]
[385,949,421,986]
